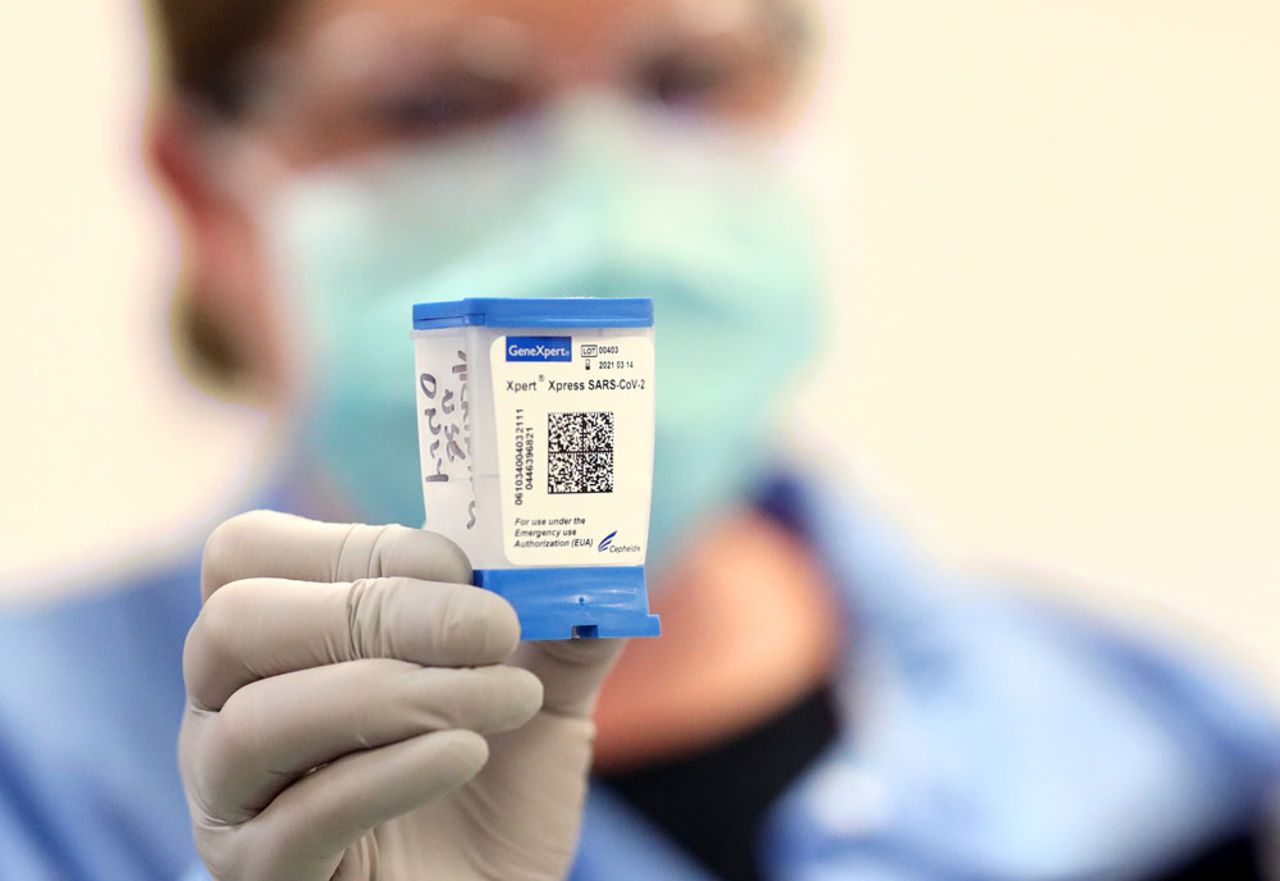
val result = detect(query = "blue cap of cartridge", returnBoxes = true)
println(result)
[474,567,661,641]
[413,297,654,330]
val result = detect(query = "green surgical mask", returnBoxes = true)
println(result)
[264,98,826,565]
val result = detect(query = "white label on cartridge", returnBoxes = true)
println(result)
[491,332,655,567]
[415,334,479,558]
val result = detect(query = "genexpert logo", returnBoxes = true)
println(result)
[506,336,572,363]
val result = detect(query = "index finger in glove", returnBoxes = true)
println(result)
[185,576,520,712]
[201,510,471,600]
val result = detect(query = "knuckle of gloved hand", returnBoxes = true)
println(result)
[195,838,244,881]
[205,825,273,881]
[484,666,545,731]
[373,523,474,585]
[201,512,268,593]
[186,783,259,876]
[433,728,492,779]
[184,582,254,704]
[193,580,256,660]
[436,581,522,663]
[203,688,265,788]
[428,532,474,584]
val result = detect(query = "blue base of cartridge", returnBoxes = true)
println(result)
[473,566,662,641]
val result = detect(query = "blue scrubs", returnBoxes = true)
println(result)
[2,474,1276,881]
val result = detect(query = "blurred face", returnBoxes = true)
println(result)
[169,0,816,394]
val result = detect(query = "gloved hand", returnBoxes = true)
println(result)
[179,510,623,881]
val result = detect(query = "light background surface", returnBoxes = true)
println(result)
[1,2,1276,693]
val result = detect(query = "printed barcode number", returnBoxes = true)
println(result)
[547,412,615,495]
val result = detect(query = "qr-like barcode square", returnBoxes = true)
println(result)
[548,412,614,494]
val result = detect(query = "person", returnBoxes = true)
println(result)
[1,0,1277,879]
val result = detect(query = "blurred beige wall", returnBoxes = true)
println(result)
[1,3,1276,691]
[0,1,267,594]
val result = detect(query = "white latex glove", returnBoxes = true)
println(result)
[180,510,623,881]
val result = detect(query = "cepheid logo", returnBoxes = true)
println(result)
[598,531,641,554]
[506,336,572,362]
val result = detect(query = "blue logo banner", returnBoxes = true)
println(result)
[506,336,573,362]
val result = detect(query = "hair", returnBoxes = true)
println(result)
[149,0,299,116]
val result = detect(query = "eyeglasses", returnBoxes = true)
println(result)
[220,0,817,161]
